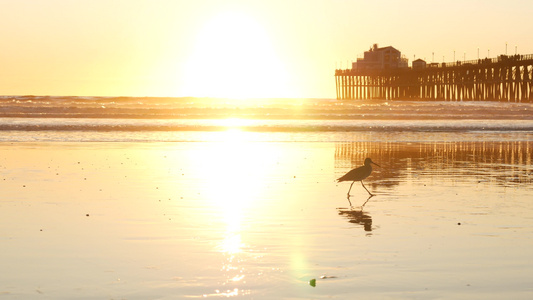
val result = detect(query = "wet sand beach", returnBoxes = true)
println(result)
[1,139,532,299]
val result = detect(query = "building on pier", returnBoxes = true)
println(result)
[352,44,408,71]
[412,59,427,69]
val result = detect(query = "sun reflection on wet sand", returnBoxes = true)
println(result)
[218,232,243,255]
[182,127,294,297]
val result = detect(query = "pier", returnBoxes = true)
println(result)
[335,53,533,102]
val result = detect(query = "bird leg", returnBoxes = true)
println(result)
[347,181,356,198]
[346,197,353,207]
[360,181,374,196]
[361,194,374,208]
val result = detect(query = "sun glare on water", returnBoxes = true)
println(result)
[182,11,295,99]
[188,127,282,254]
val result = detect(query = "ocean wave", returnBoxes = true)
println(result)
[1,118,532,133]
[0,96,532,138]
[1,96,532,121]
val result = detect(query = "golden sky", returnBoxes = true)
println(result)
[1,0,531,98]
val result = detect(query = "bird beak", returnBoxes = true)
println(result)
[372,162,381,168]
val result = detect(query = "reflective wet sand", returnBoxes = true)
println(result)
[0,140,532,299]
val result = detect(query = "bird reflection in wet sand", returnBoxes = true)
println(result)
[338,204,373,231]
[337,158,380,198]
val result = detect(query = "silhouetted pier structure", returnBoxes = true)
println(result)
[335,54,533,102]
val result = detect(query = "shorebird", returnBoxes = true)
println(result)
[337,158,380,198]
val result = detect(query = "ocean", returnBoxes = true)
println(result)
[1,95,532,142]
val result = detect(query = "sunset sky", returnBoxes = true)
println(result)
[1,0,532,98]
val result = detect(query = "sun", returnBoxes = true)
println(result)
[181,11,296,99]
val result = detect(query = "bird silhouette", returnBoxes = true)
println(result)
[338,158,380,198]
